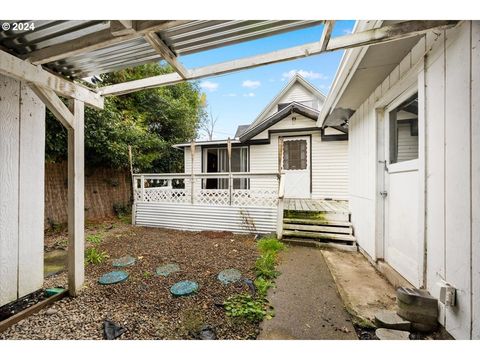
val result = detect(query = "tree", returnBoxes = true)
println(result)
[45,63,206,173]
[200,106,219,141]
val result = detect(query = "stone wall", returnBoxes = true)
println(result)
[44,162,131,228]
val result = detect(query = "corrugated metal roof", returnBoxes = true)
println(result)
[0,20,323,78]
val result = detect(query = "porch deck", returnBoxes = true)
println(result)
[284,198,349,213]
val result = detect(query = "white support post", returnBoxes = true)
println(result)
[277,173,286,240]
[141,175,145,201]
[190,140,196,204]
[227,137,232,205]
[67,99,85,297]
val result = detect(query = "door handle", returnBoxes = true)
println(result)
[380,191,388,197]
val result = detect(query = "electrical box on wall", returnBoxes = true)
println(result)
[438,282,456,307]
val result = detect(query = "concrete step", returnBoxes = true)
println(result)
[283,223,352,234]
[374,311,411,331]
[283,218,352,227]
[375,328,410,340]
[282,230,356,243]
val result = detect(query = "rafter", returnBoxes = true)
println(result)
[27,20,191,65]
[99,20,458,97]
[0,50,103,109]
[143,32,189,79]
[110,20,136,36]
[319,20,335,52]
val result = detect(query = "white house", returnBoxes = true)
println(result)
[318,20,479,340]
[174,74,349,200]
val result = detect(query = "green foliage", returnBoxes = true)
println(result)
[85,247,108,265]
[46,63,207,172]
[143,271,152,279]
[255,252,279,279]
[253,277,274,298]
[113,203,130,218]
[86,233,103,245]
[257,236,285,254]
[223,294,267,323]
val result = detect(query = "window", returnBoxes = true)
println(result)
[203,146,249,189]
[389,93,419,164]
[283,140,307,170]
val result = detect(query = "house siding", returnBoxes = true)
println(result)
[347,21,479,339]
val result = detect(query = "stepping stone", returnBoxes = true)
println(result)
[374,311,411,331]
[112,255,136,267]
[99,271,129,285]
[217,268,242,284]
[170,281,198,297]
[156,263,180,277]
[411,321,438,333]
[375,328,410,340]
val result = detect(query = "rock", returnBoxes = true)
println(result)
[217,268,242,284]
[375,311,411,331]
[170,281,199,297]
[156,263,180,277]
[411,321,438,333]
[396,287,437,307]
[198,325,216,340]
[375,328,410,340]
[112,255,136,267]
[45,308,58,316]
[397,303,438,325]
[98,271,129,285]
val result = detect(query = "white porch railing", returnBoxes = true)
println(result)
[133,172,282,208]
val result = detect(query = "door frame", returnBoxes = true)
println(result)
[373,59,426,288]
[279,134,312,197]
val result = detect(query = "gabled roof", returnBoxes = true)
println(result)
[247,74,326,131]
[239,102,319,142]
[234,125,250,138]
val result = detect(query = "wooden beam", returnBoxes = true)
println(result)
[99,20,458,96]
[144,32,189,79]
[67,99,85,297]
[29,85,74,129]
[0,50,103,109]
[110,20,136,36]
[319,20,335,52]
[27,20,190,65]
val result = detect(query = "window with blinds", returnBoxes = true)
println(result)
[283,140,307,170]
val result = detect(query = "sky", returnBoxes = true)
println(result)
[179,20,355,140]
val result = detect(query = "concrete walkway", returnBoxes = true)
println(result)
[258,246,357,339]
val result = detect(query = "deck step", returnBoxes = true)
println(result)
[283,218,352,227]
[282,230,356,243]
[284,211,350,222]
[282,238,358,252]
[283,223,352,234]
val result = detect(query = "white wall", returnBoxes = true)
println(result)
[0,75,45,307]
[348,21,480,339]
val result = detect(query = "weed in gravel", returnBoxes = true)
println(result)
[180,308,205,336]
[143,271,152,279]
[224,294,268,323]
[85,247,108,265]
[253,277,274,297]
[254,252,279,279]
[86,233,104,245]
[257,236,285,254]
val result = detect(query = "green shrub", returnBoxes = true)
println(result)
[254,277,274,297]
[255,252,279,279]
[224,293,267,323]
[257,236,285,254]
[86,233,103,245]
[85,247,108,265]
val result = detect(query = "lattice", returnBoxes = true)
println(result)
[195,189,230,206]
[232,189,278,208]
[141,188,189,203]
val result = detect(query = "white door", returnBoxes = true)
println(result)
[281,136,311,198]
[383,92,421,287]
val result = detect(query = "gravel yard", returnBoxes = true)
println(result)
[1,224,260,340]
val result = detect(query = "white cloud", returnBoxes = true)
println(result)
[223,93,237,97]
[243,92,255,97]
[200,80,219,92]
[281,69,328,81]
[242,80,261,89]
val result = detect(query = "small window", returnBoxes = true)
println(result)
[283,140,307,170]
[389,93,419,164]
